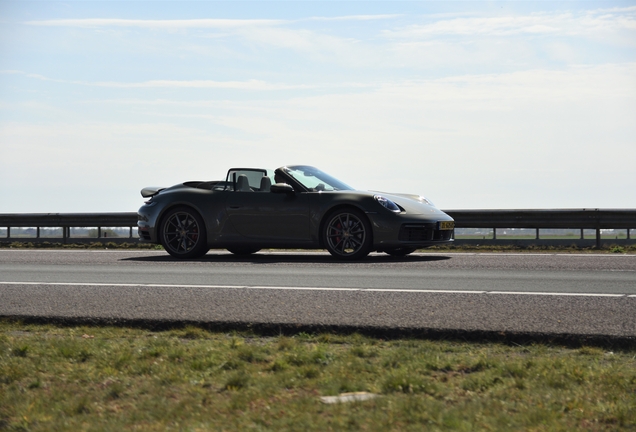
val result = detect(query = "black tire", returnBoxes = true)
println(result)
[323,208,373,260]
[227,247,261,256]
[383,247,417,257]
[159,207,209,259]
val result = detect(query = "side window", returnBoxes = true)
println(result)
[225,169,273,192]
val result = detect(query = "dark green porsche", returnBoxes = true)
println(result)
[137,165,454,260]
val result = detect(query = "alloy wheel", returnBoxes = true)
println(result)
[324,210,371,259]
[160,208,208,258]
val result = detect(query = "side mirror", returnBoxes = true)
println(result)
[270,183,294,194]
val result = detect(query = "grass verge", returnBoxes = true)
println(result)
[1,319,635,431]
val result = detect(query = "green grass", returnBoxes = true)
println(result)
[1,320,635,431]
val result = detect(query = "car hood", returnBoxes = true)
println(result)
[369,191,448,216]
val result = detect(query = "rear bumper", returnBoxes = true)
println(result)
[137,205,160,243]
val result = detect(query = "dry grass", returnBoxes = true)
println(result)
[1,320,635,431]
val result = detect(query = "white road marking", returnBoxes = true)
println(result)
[366,289,487,294]
[488,291,625,297]
[0,281,631,297]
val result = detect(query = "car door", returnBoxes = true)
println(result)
[225,191,311,241]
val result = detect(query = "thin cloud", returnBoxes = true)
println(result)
[595,5,636,13]
[383,8,636,38]
[92,79,313,90]
[22,15,402,29]
[22,18,286,28]
[14,72,315,90]
[303,14,402,22]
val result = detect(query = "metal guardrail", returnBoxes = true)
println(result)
[444,209,636,229]
[0,213,137,227]
[0,213,138,243]
[0,209,634,247]
[445,209,635,248]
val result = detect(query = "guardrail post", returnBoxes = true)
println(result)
[63,226,68,244]
[596,228,601,249]
[493,228,497,240]
[628,229,631,240]
[536,228,539,240]
[580,229,584,240]
[129,227,133,238]
[36,227,40,239]
[97,227,102,238]
[6,227,9,239]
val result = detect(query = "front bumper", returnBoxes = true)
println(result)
[398,223,454,242]
[368,212,454,249]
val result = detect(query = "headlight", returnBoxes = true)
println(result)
[418,196,434,206]
[374,195,401,212]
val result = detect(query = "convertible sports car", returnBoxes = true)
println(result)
[137,165,454,260]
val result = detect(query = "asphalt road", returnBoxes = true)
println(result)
[1,249,635,337]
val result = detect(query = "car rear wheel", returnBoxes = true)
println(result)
[227,247,261,256]
[383,247,417,257]
[323,208,372,260]
[160,207,209,259]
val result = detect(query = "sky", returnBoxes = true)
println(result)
[1,1,635,213]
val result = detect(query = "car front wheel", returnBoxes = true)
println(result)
[323,208,372,260]
[160,207,209,259]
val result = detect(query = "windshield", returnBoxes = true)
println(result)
[282,166,354,192]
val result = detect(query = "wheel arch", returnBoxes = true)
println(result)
[318,203,373,249]
[156,202,207,243]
